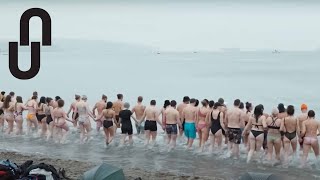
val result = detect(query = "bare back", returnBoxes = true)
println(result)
[165,107,179,124]
[283,116,298,133]
[226,107,242,128]
[132,103,146,120]
[144,106,158,121]
[182,105,197,123]
[303,119,320,138]
[113,100,123,115]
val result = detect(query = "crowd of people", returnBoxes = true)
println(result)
[0,90,319,168]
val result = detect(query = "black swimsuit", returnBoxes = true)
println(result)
[251,120,264,138]
[211,112,222,135]
[103,118,113,129]
[284,118,297,141]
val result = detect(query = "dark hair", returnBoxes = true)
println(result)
[138,96,143,103]
[278,103,285,113]
[46,97,53,104]
[245,102,252,113]
[170,100,177,107]
[239,102,244,109]
[3,95,11,109]
[9,91,15,96]
[254,104,264,123]
[75,95,81,100]
[55,96,61,101]
[201,99,208,107]
[190,98,196,104]
[195,99,199,107]
[287,105,294,116]
[57,99,64,108]
[102,94,107,100]
[209,100,215,108]
[150,100,156,106]
[32,95,37,100]
[33,91,38,96]
[218,98,224,105]
[234,99,241,106]
[214,102,222,109]
[16,96,23,103]
[163,100,170,108]
[183,96,190,103]
[1,91,5,95]
[308,110,315,118]
[117,94,123,100]
[39,96,46,106]
[106,101,113,109]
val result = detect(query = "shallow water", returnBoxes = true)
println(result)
[0,128,320,179]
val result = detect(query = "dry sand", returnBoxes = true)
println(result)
[0,151,221,180]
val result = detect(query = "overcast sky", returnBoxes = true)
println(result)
[1,1,320,51]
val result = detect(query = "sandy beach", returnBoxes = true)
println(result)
[0,151,220,180]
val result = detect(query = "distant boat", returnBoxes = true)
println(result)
[157,52,161,54]
[272,50,280,53]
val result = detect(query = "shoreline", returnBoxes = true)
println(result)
[0,151,219,180]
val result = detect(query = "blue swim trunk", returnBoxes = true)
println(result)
[184,122,196,139]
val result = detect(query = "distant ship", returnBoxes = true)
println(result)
[272,50,280,53]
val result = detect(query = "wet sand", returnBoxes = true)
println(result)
[0,151,220,180]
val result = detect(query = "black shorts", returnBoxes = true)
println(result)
[144,120,157,132]
[166,124,178,135]
[46,115,53,125]
[228,128,242,144]
[72,112,79,120]
[103,120,113,129]
[121,124,133,135]
[0,109,3,115]
[36,114,46,122]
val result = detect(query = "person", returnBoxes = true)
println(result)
[208,102,225,151]
[278,103,287,119]
[36,97,47,130]
[140,100,162,147]
[265,108,283,164]
[281,105,299,166]
[297,104,308,151]
[9,92,16,103]
[177,96,190,137]
[181,98,197,149]
[112,94,124,131]
[45,97,55,141]
[300,110,320,167]
[197,99,211,151]
[55,96,61,101]
[98,102,116,145]
[67,95,81,127]
[74,95,95,143]
[160,100,171,127]
[92,94,107,133]
[52,99,72,144]
[0,94,4,132]
[218,98,229,144]
[25,96,39,135]
[226,99,245,159]
[163,100,182,150]
[131,96,146,135]
[2,95,15,134]
[243,102,253,148]
[243,104,266,163]
[119,102,138,146]
[0,91,5,102]
[14,96,27,135]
